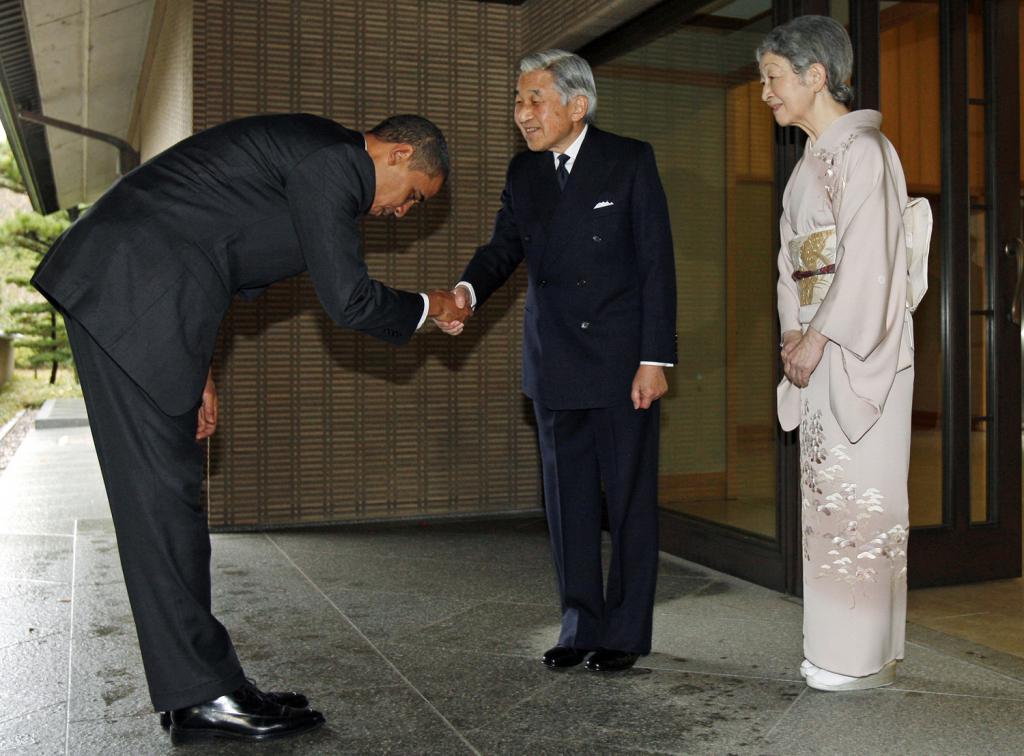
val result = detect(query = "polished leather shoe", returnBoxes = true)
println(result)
[167,681,324,744]
[542,645,589,669]
[585,648,640,672]
[160,685,310,729]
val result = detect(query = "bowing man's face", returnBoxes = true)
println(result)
[514,69,588,154]
[369,144,444,219]
[759,53,818,129]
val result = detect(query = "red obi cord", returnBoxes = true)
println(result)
[792,264,836,281]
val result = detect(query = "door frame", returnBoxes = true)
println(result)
[580,0,831,594]
[891,0,1022,587]
[578,0,1021,593]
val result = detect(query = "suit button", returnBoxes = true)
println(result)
[524,235,532,242]
[576,279,587,287]
[592,235,602,243]
[539,279,547,287]
[580,321,590,330]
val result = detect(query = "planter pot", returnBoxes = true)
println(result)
[0,335,14,388]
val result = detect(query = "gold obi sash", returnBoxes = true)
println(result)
[789,226,837,306]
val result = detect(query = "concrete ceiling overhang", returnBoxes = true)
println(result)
[22,0,154,211]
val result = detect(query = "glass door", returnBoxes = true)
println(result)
[584,0,789,589]
[869,0,1021,586]
[579,0,1021,592]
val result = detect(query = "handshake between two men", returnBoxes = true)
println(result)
[427,285,473,334]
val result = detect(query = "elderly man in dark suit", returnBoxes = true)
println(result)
[32,113,469,744]
[438,50,677,673]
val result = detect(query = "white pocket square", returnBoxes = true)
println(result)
[593,201,614,209]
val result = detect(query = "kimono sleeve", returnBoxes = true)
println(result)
[810,137,910,442]
[775,184,803,432]
[776,186,801,336]
[809,138,907,361]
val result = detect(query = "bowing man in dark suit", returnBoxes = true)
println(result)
[32,113,470,744]
[437,51,677,673]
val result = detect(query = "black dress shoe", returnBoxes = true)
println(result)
[167,681,324,744]
[542,645,589,669]
[159,685,310,729]
[584,648,640,672]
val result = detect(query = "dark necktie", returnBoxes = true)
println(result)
[555,153,569,191]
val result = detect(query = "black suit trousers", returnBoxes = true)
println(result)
[533,399,660,654]
[66,317,245,711]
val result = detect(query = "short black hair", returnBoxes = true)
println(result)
[368,115,449,180]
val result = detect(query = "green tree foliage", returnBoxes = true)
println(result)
[0,140,25,193]
[2,210,72,383]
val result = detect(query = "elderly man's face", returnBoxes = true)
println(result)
[514,69,585,153]
[369,149,443,219]
[759,53,814,128]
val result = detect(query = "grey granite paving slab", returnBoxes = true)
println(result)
[387,600,563,658]
[477,667,806,755]
[891,641,1024,700]
[658,574,804,624]
[464,731,678,756]
[267,538,540,603]
[0,427,108,535]
[0,631,68,725]
[308,684,475,748]
[377,643,562,732]
[0,533,73,584]
[66,686,477,754]
[647,607,803,681]
[35,398,89,428]
[761,686,1024,755]
[267,518,552,566]
[906,623,1024,684]
[0,579,71,651]
[313,586,485,644]
[208,534,415,693]
[0,701,66,755]
[67,712,338,755]
[67,531,150,723]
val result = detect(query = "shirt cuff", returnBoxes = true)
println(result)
[417,293,430,330]
[455,281,478,308]
[640,361,673,367]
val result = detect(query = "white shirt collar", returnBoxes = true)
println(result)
[552,124,589,173]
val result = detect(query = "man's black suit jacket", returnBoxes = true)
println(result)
[461,126,677,410]
[33,114,425,416]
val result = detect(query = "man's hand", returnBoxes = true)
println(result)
[631,365,668,410]
[781,327,827,388]
[431,285,473,335]
[196,369,218,441]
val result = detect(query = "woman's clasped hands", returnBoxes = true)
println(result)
[780,327,828,388]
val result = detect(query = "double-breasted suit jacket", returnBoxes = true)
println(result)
[461,125,677,407]
[461,125,677,654]
[33,113,425,417]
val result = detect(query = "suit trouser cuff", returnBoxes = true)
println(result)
[151,667,247,712]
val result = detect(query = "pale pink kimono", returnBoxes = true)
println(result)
[777,110,914,678]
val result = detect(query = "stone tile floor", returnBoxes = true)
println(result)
[3,411,1024,754]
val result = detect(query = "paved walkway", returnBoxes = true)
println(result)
[3,400,1024,754]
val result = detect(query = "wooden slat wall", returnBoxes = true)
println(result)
[194,0,541,528]
[521,0,619,52]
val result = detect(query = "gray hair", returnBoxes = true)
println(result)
[519,49,598,122]
[756,15,854,105]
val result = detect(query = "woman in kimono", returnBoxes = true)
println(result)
[758,16,914,691]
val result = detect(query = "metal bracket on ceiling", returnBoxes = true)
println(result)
[17,109,140,175]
